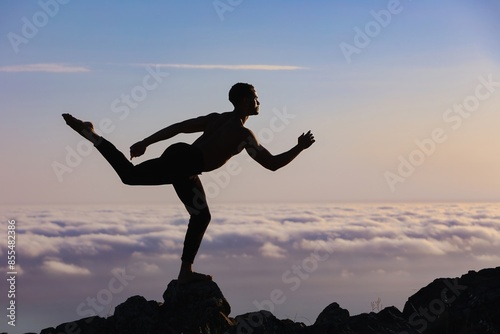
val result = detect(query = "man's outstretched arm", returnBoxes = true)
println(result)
[130,113,217,159]
[245,129,315,171]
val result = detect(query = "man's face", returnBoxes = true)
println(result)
[244,90,260,115]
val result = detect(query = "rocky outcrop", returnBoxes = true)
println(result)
[305,305,421,333]
[402,267,500,334]
[39,267,500,334]
[161,279,233,333]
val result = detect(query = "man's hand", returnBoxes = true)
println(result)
[130,140,147,160]
[298,130,315,150]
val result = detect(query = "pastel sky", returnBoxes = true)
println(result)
[1,0,500,206]
[2,2,500,332]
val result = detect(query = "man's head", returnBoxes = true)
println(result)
[229,83,260,115]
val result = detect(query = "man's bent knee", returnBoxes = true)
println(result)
[199,210,211,222]
[193,210,211,226]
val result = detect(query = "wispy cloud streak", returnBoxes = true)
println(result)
[0,63,90,73]
[135,63,307,71]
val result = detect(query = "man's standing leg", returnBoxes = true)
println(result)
[173,175,212,283]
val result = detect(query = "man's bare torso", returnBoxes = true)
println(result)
[192,112,249,172]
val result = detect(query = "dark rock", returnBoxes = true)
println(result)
[113,295,161,334]
[162,279,233,333]
[38,267,500,334]
[163,279,231,315]
[228,310,305,334]
[314,302,350,326]
[307,305,419,334]
[40,316,111,334]
[402,267,500,334]
[347,307,420,334]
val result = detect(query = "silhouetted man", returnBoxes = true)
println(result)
[63,82,315,283]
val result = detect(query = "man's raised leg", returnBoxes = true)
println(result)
[63,113,171,186]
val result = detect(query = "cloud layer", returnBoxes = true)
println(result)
[3,202,500,281]
[1,202,499,331]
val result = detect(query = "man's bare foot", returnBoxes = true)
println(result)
[62,113,101,144]
[178,262,212,284]
[178,271,213,285]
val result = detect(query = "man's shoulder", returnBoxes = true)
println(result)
[202,111,232,121]
[205,111,232,117]
[203,111,221,118]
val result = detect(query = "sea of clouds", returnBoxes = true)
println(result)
[1,202,500,332]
